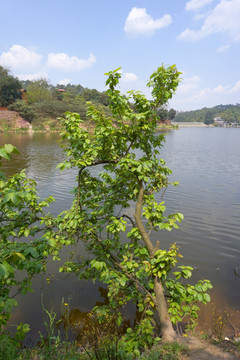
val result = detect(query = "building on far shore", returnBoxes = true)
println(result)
[214,117,225,127]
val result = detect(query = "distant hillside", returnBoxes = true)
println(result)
[175,103,240,123]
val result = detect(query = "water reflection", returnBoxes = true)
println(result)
[57,286,133,346]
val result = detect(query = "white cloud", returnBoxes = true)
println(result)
[58,78,71,86]
[217,44,230,52]
[178,0,240,42]
[178,82,199,95]
[192,13,207,21]
[213,84,230,93]
[124,7,172,38]
[121,72,138,83]
[47,53,96,71]
[188,75,202,83]
[16,71,48,81]
[177,75,202,95]
[177,28,200,41]
[0,45,42,70]
[170,74,240,110]
[0,44,97,84]
[230,80,240,93]
[186,0,214,11]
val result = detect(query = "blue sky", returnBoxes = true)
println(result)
[0,0,240,111]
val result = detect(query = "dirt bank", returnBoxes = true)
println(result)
[177,336,239,359]
[0,110,30,131]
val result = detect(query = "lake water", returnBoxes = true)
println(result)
[1,128,240,338]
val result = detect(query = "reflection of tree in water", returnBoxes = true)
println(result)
[0,133,30,176]
[234,267,240,280]
[59,286,132,348]
[0,133,63,178]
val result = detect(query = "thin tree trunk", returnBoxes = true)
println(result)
[134,182,177,341]
[153,277,177,341]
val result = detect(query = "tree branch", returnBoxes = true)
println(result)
[121,214,135,227]
[94,234,156,306]
[134,181,155,257]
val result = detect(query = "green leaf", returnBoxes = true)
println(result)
[5,144,19,155]
[29,247,39,258]
[203,293,211,302]
[0,264,7,278]
[24,228,30,237]
[3,192,21,204]
[146,310,153,316]
[126,261,133,269]
[0,149,10,160]
[14,252,26,261]
[2,261,14,274]
[134,349,140,356]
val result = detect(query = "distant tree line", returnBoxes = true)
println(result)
[8,79,110,125]
[156,107,176,121]
[175,104,240,124]
[0,65,177,128]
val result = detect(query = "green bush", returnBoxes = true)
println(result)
[8,100,36,123]
[32,99,69,118]
[31,98,87,120]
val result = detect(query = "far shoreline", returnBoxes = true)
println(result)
[173,122,209,127]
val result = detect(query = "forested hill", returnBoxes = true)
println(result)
[20,80,109,106]
[1,64,176,131]
[6,79,111,129]
[174,103,240,124]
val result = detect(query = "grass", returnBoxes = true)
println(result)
[18,342,85,360]
[0,336,188,360]
[0,302,189,360]
[0,335,19,360]
[140,342,188,360]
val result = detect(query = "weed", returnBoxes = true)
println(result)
[211,305,228,340]
[59,297,71,341]
[200,331,209,340]
[140,341,188,360]
[0,334,19,360]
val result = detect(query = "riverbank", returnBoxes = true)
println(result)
[173,122,208,127]
[1,334,239,360]
[0,110,65,132]
[0,110,31,131]
[0,110,179,133]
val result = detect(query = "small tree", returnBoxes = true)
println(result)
[26,79,52,104]
[51,65,212,346]
[156,107,168,121]
[0,66,22,107]
[168,108,177,121]
[204,111,214,125]
[8,100,36,123]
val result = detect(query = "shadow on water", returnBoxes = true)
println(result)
[55,286,134,346]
